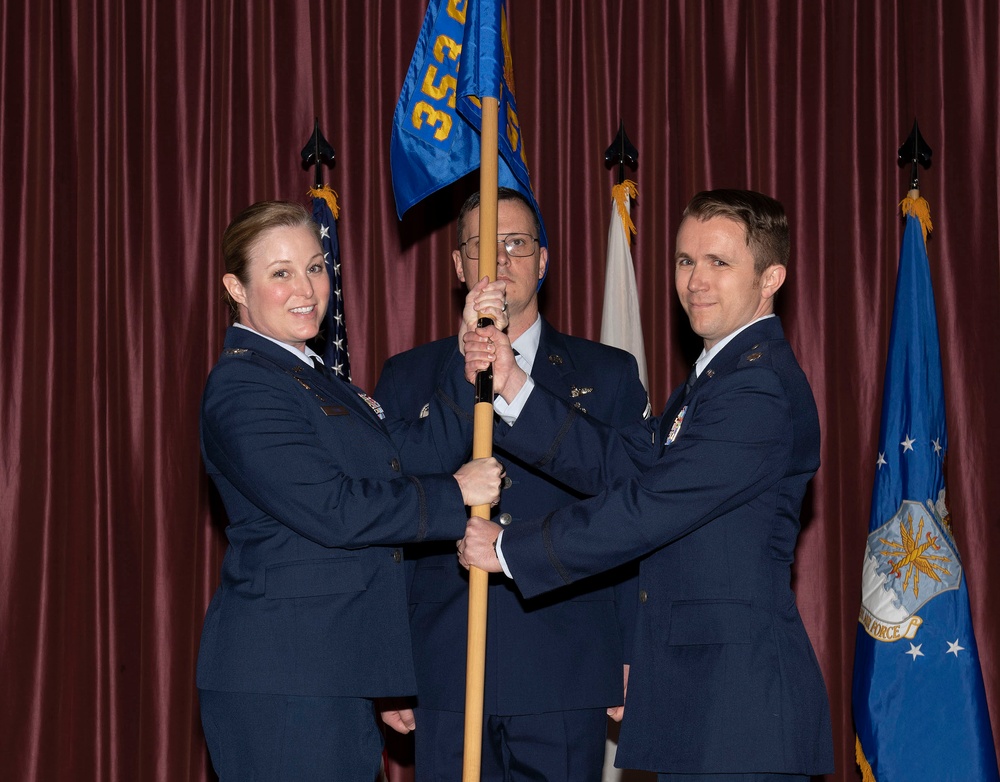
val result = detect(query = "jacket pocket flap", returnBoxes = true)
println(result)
[667,599,751,645]
[265,558,365,599]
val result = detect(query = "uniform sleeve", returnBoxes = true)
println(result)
[495,381,655,494]
[502,366,793,598]
[201,362,469,549]
[602,352,649,662]
[379,349,476,474]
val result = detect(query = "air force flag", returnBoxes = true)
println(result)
[851,197,999,782]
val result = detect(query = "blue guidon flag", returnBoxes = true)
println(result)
[851,194,999,782]
[390,0,548,255]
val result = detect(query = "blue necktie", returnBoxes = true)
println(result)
[310,355,333,379]
[683,366,697,398]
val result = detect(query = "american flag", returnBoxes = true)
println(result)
[308,186,351,380]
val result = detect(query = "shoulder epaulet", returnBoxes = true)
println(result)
[221,346,311,377]
[737,341,773,368]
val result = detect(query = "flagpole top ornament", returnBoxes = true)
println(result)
[605,119,638,185]
[301,118,336,190]
[897,119,932,192]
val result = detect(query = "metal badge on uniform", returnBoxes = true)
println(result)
[548,354,563,365]
[665,405,688,446]
[419,403,430,418]
[358,392,386,420]
[321,405,349,416]
[569,385,593,398]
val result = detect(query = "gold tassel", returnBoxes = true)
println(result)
[307,184,341,220]
[855,734,876,782]
[899,188,932,244]
[611,179,638,247]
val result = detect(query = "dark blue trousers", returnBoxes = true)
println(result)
[199,689,383,781]
[413,706,607,782]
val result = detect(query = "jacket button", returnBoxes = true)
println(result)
[392,549,402,563]
[390,458,401,471]
[502,476,513,490]
[639,590,648,603]
[498,513,513,526]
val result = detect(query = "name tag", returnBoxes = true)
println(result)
[321,405,349,417]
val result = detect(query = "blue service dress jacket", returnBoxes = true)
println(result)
[374,319,649,715]
[197,326,472,699]
[495,317,835,775]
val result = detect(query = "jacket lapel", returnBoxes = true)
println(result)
[529,320,576,397]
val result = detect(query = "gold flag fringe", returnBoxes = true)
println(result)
[612,180,638,247]
[855,734,876,782]
[899,189,932,244]
[307,185,341,220]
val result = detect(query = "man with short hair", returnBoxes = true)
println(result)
[376,187,648,782]
[460,189,835,781]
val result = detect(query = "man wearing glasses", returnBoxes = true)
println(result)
[375,187,648,781]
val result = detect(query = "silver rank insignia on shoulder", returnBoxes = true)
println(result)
[570,385,593,398]
[419,403,430,418]
[548,354,564,365]
[224,348,249,355]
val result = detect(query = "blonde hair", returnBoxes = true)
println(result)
[220,201,320,321]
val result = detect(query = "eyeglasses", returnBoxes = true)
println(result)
[460,233,539,260]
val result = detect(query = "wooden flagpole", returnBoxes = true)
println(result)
[463,95,499,782]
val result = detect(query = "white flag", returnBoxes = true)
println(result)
[601,180,655,782]
[600,181,648,390]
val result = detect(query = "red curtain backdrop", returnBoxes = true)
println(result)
[2,1,997,780]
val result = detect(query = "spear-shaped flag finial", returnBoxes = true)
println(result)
[301,118,337,189]
[605,120,638,185]
[897,119,932,192]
